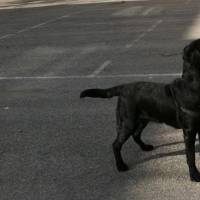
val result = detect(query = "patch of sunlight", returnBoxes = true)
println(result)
[0,0,148,10]
[183,14,200,40]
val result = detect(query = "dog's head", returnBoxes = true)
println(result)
[182,39,200,79]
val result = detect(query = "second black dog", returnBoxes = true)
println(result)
[80,59,200,182]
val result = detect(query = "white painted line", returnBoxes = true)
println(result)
[27,15,69,30]
[0,14,69,41]
[17,28,31,33]
[0,34,14,40]
[142,7,154,16]
[0,76,82,80]
[31,22,49,29]
[0,73,181,80]
[88,60,112,77]
[97,73,181,78]
[125,33,146,48]
[58,15,69,19]
[126,19,163,48]
[134,33,146,42]
[147,19,162,32]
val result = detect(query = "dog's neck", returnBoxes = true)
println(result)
[169,77,200,112]
[182,65,200,91]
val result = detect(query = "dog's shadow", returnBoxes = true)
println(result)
[135,140,200,166]
[154,141,184,149]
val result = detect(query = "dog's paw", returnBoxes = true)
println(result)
[190,174,200,182]
[117,163,129,172]
[141,144,154,151]
[190,169,200,182]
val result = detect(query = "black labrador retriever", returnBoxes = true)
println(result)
[80,40,200,182]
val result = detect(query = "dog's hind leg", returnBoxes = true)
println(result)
[113,126,132,171]
[132,120,154,151]
[112,97,133,171]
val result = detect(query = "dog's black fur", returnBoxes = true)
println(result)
[80,39,200,182]
[182,39,200,79]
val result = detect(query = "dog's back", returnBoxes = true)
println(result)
[80,81,178,127]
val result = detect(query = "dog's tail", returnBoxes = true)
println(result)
[80,85,123,99]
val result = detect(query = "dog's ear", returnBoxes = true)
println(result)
[191,49,200,66]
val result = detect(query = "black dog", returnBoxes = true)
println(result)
[80,42,200,182]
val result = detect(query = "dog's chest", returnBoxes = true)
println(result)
[182,91,200,111]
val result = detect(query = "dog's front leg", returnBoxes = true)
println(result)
[183,129,200,182]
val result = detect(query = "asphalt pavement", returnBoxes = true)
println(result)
[0,0,200,199]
